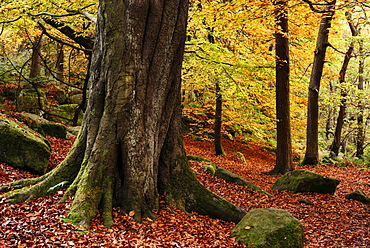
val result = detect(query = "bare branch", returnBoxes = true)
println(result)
[27,12,77,18]
[0,16,22,24]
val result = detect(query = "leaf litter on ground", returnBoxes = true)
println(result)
[0,135,369,247]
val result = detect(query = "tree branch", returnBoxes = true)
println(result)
[0,16,22,24]
[37,22,92,54]
[40,18,94,50]
[301,0,336,13]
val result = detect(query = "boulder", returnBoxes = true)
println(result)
[38,122,67,139]
[0,116,50,175]
[272,170,340,194]
[232,208,304,247]
[67,126,81,136]
[49,104,83,125]
[20,112,68,139]
[345,190,370,204]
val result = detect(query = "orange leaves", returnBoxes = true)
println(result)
[1,135,370,246]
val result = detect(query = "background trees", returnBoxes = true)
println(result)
[0,0,370,170]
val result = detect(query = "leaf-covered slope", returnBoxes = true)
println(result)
[0,135,369,247]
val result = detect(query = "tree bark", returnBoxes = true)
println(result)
[268,0,294,175]
[356,39,365,157]
[4,0,245,228]
[302,3,336,165]
[29,35,43,79]
[214,81,225,155]
[330,12,358,157]
[55,42,64,82]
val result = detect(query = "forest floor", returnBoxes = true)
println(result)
[0,134,369,247]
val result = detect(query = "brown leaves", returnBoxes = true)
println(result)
[0,135,369,246]
[184,136,370,247]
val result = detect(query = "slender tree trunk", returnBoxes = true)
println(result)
[268,0,293,175]
[356,39,365,157]
[330,12,358,157]
[325,82,335,140]
[302,3,336,165]
[214,81,225,155]
[5,0,245,228]
[29,35,43,79]
[55,42,64,82]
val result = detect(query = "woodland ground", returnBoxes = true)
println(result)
[0,134,369,247]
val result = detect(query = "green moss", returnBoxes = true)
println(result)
[201,162,217,175]
[187,155,213,163]
[38,122,67,139]
[234,152,247,163]
[50,104,83,125]
[272,169,340,194]
[232,208,304,247]
[0,116,50,175]
[345,190,370,204]
[64,212,83,226]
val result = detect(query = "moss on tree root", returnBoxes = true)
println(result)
[187,155,274,198]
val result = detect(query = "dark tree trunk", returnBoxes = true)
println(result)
[214,81,225,155]
[29,35,43,79]
[356,39,365,157]
[330,12,358,157]
[55,43,64,82]
[268,0,293,175]
[5,0,245,228]
[302,3,336,165]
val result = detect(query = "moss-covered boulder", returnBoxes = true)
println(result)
[0,116,50,175]
[232,208,304,247]
[50,104,83,125]
[38,122,67,139]
[345,190,370,204]
[272,170,340,195]
[67,126,81,136]
[19,112,68,139]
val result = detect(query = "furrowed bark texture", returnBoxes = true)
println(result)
[4,0,246,227]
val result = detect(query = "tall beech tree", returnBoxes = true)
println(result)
[3,0,245,227]
[330,12,358,157]
[268,0,294,175]
[302,1,336,165]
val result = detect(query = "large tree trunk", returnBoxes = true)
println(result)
[268,0,294,175]
[4,0,245,228]
[302,3,336,165]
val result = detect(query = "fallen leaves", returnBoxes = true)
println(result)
[0,135,369,247]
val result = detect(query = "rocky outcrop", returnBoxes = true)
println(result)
[0,115,50,175]
[272,170,340,194]
[20,112,68,139]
